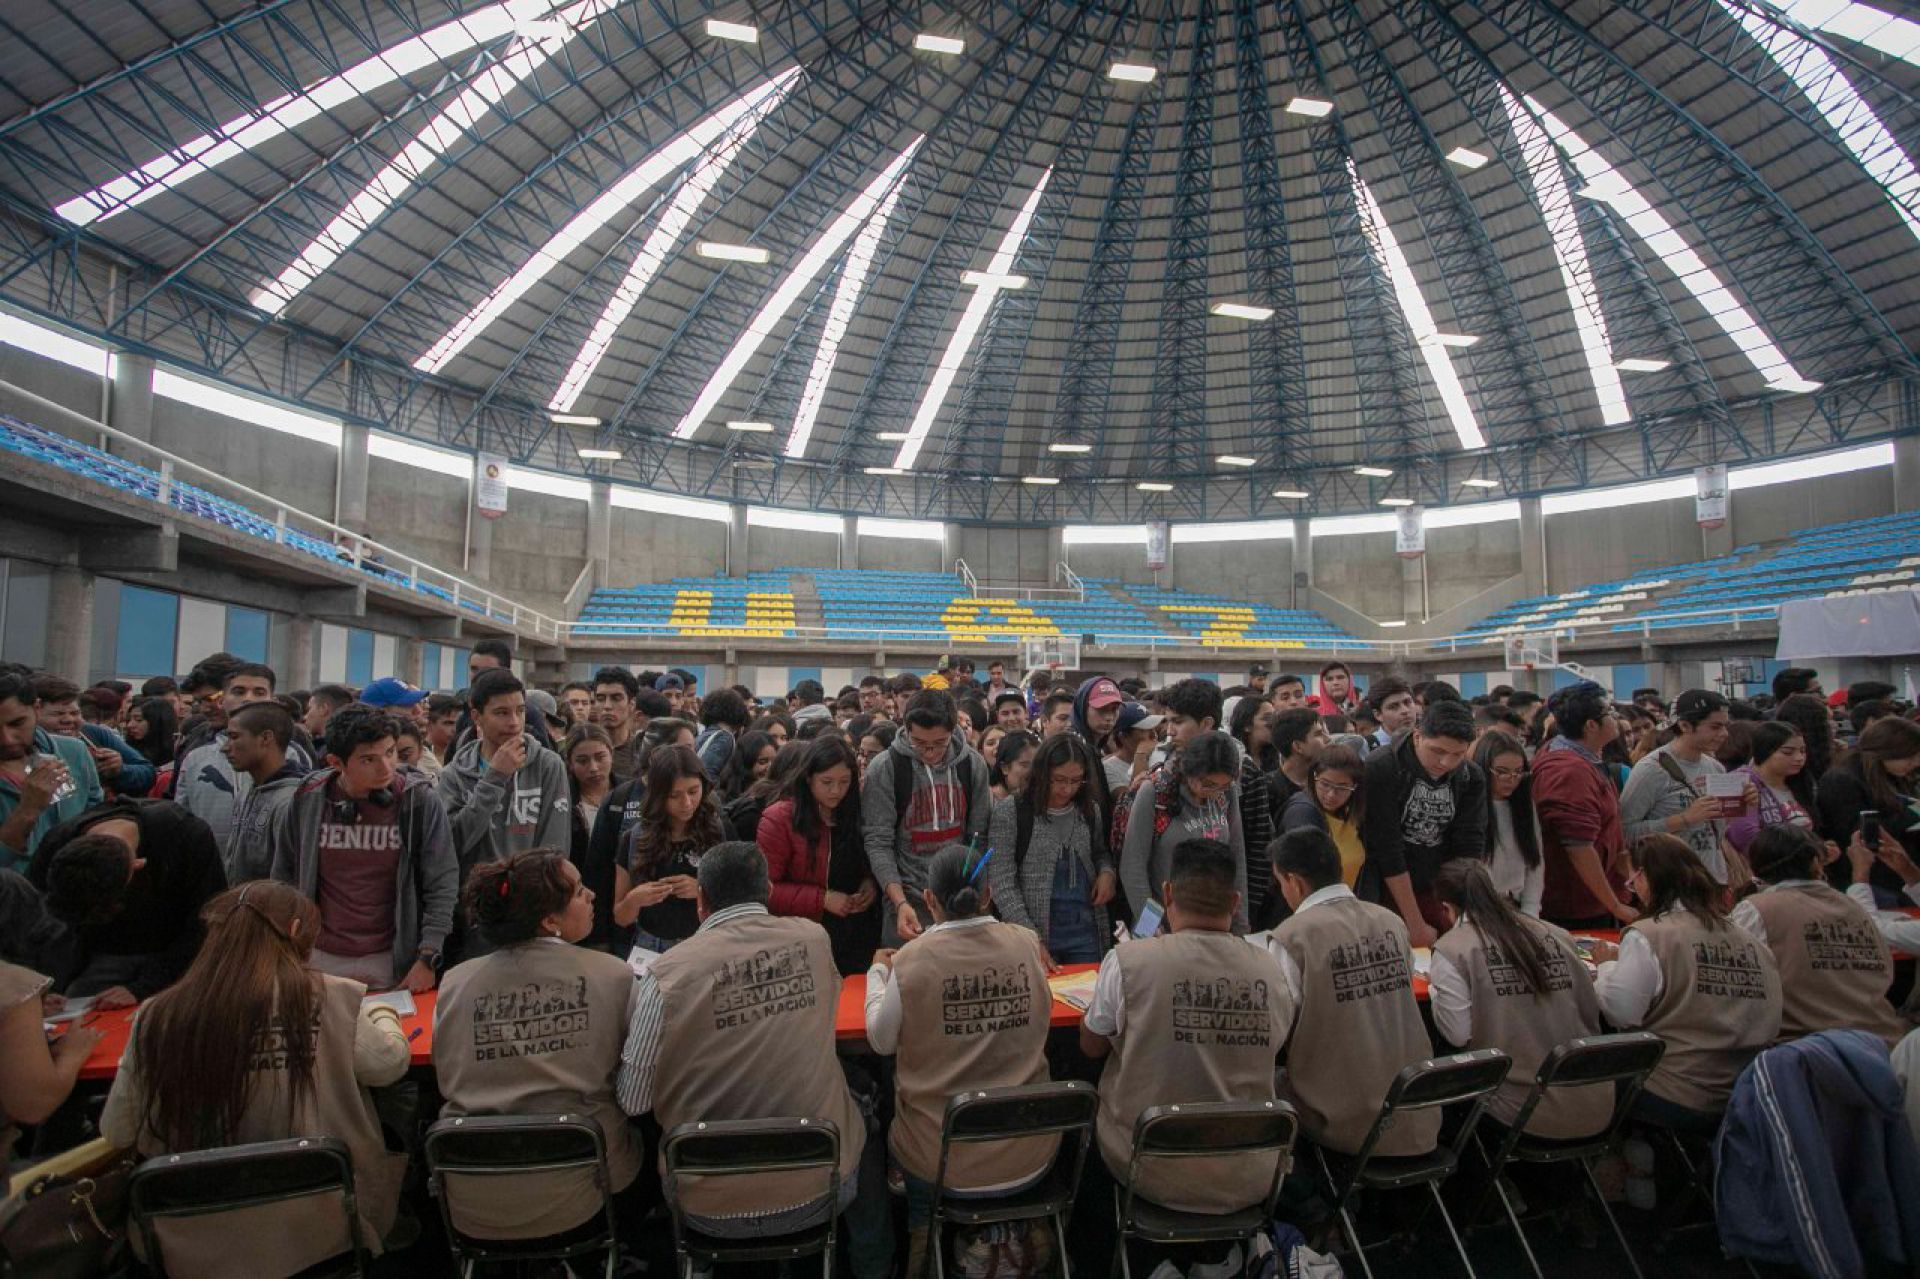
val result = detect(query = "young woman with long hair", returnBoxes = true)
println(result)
[1817,717,1920,903]
[611,745,731,952]
[757,736,879,974]
[723,739,808,845]
[1117,731,1248,933]
[101,882,409,1273]
[857,720,897,782]
[1725,723,1813,859]
[1773,692,1836,785]
[123,696,179,768]
[715,729,776,804]
[987,732,1116,963]
[1474,731,1543,917]
[749,712,794,749]
[1428,860,1608,1137]
[1591,835,1782,1125]
[560,723,616,948]
[988,729,1038,802]
[1277,743,1366,890]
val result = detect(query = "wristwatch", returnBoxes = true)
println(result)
[416,946,443,972]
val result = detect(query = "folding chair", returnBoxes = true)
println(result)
[1313,1049,1511,1279]
[1468,1032,1666,1279]
[423,1113,618,1279]
[128,1136,368,1278]
[925,1081,1098,1279]
[662,1117,841,1278]
[1109,1098,1299,1279]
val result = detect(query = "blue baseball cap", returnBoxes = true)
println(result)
[359,677,429,708]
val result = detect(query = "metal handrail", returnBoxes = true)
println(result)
[954,557,978,596]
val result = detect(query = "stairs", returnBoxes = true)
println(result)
[787,572,825,631]
[1104,580,1185,641]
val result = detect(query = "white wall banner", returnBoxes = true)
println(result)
[1395,505,1426,559]
[1144,520,1169,570]
[475,453,508,520]
[1695,464,1728,529]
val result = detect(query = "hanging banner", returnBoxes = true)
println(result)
[1144,520,1170,570]
[1395,505,1426,559]
[1695,464,1728,529]
[475,453,508,520]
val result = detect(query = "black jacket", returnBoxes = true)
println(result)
[1358,731,1488,899]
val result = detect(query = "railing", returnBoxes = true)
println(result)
[1056,561,1086,599]
[954,558,979,597]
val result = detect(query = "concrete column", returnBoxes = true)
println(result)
[840,515,859,570]
[284,615,318,689]
[1291,518,1312,608]
[586,480,612,589]
[727,504,748,577]
[1518,497,1547,597]
[399,636,425,688]
[107,352,155,451]
[1046,526,1065,578]
[1894,433,1920,513]
[46,563,95,682]
[336,422,370,535]
[941,523,960,575]
[1400,555,1426,623]
[468,509,495,583]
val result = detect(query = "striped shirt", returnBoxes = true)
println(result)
[614,902,767,1115]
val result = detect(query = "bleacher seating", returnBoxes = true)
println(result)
[0,411,506,619]
[575,575,799,638]
[1123,582,1356,650]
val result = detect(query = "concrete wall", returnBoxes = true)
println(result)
[1313,532,1404,619]
[856,535,944,574]
[0,349,99,430]
[1424,522,1522,615]
[368,466,469,571]
[1176,538,1295,605]
[488,490,587,613]
[1062,542,1156,586]
[609,507,731,585]
[1731,471,1894,546]
[748,526,839,574]
[957,525,1051,583]
[149,395,340,518]
[1545,497,1702,591]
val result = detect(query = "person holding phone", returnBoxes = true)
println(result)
[1816,719,1920,905]
[612,744,732,953]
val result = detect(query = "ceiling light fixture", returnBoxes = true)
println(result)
[1378,619,1408,628]
[1767,377,1825,394]
[1379,497,1416,507]
[1048,442,1092,454]
[1445,146,1489,170]
[1354,465,1395,478]
[705,18,757,42]
[576,447,621,460]
[1286,96,1334,117]
[960,270,1028,289]
[914,33,965,54]
[697,241,771,263]
[1107,62,1157,82]
[1136,481,1173,492]
[1461,477,1502,488]
[1216,454,1257,467]
[550,413,602,426]
[1615,357,1671,373]
[1022,475,1061,485]
[1210,301,1275,321]
[864,466,905,476]
[725,420,773,432]
[1271,488,1310,499]
[1423,332,1481,347]
[875,431,910,441]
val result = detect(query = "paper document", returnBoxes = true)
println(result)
[627,945,660,978]
[1047,970,1100,1012]
[1410,947,1433,977]
[42,995,96,1026]
[363,990,417,1017]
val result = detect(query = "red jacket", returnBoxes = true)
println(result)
[1532,743,1627,922]
[757,797,829,919]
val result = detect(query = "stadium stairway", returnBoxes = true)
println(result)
[788,572,825,632]
[1103,579,1188,643]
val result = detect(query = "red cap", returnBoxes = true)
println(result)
[1084,677,1123,709]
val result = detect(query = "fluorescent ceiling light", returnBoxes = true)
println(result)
[914,33,965,54]
[53,0,556,226]
[1498,85,1629,427]
[697,241,773,263]
[864,466,905,476]
[1379,497,1417,507]
[1755,0,1920,71]
[1022,475,1061,485]
[1049,442,1093,454]
[1136,481,1173,491]
[1527,91,1814,391]
[705,18,757,41]
[1311,513,1399,537]
[678,137,926,443]
[892,168,1053,470]
[1461,477,1502,488]
[785,166,912,458]
[1107,62,1157,82]
[1349,160,1487,450]
[417,69,800,375]
[251,0,609,316]
[1445,146,1489,170]
[961,270,1028,289]
[1216,454,1257,467]
[1422,332,1481,348]
[725,420,774,432]
[1286,97,1334,117]
[549,76,797,412]
[549,412,602,425]
[576,447,622,460]
[1354,465,1395,478]
[1210,302,1275,321]
[152,366,342,446]
[1270,488,1310,499]
[1615,357,1671,373]
[1378,620,1408,628]
[875,431,911,441]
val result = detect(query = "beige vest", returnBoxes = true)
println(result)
[122,974,404,1278]
[1434,916,1610,1138]
[890,920,1055,1186]
[1,961,50,1195]
[1095,930,1288,1214]
[434,940,642,1238]
[650,911,863,1218]
[1270,895,1440,1157]
[1748,882,1906,1049]
[1632,911,1783,1112]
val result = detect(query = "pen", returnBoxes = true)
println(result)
[408,1027,425,1041]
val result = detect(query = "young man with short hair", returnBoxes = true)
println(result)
[0,670,103,871]
[1363,675,1417,751]
[983,661,1013,703]
[223,701,310,881]
[176,663,312,857]
[591,666,643,780]
[653,672,688,718]
[424,693,462,763]
[1360,700,1487,947]
[1267,673,1308,711]
[559,681,593,727]
[271,703,456,991]
[438,668,571,873]
[1144,677,1223,772]
[1771,666,1822,702]
[695,687,752,775]
[1104,703,1163,793]
[31,673,153,797]
[1246,664,1269,697]
[863,690,992,944]
[457,640,556,750]
[858,676,888,716]
[1038,689,1076,739]
[1270,707,1330,809]
[300,682,355,751]
[790,679,830,728]
[993,690,1029,732]
[1534,681,1635,929]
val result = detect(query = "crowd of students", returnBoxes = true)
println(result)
[4,647,1920,1275]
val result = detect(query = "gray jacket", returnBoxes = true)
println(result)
[436,732,572,871]
[176,733,314,855]
[986,794,1111,950]
[227,761,310,882]
[861,729,991,899]
[267,768,457,983]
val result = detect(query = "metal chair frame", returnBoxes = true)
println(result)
[662,1116,841,1279]
[423,1112,618,1279]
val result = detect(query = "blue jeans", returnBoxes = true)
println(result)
[1047,855,1101,964]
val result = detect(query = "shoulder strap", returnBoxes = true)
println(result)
[1654,751,1694,789]
[1015,796,1035,870]
[892,752,913,831]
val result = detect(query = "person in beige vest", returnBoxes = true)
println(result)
[1,957,102,1194]
[1730,825,1906,1049]
[1262,826,1440,1158]
[434,849,643,1245]
[1591,835,1782,1129]
[614,842,870,1250]
[867,842,1055,1277]
[1428,859,1610,1139]
[102,882,410,1278]
[1081,837,1290,1221]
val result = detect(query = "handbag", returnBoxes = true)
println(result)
[0,1139,134,1279]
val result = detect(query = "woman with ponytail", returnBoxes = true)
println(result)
[864,842,1056,1279]
[1592,835,1782,1126]
[101,882,409,1275]
[434,849,644,1242]
[1428,860,1609,1137]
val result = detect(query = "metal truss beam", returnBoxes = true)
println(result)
[1144,8,1214,477]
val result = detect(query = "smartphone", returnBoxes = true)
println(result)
[1861,811,1882,849]
[1131,898,1166,940]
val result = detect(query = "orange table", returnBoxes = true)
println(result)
[833,963,1099,1050]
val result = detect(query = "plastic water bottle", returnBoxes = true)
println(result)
[1624,1137,1656,1211]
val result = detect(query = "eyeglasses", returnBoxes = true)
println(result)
[1051,775,1088,790]
[1187,776,1232,797]
[1315,779,1358,796]
[1489,765,1530,780]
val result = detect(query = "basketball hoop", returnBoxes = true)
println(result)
[1503,630,1559,672]
[1021,636,1081,673]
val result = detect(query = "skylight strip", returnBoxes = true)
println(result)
[251,0,609,316]
[0,309,110,373]
[1524,93,1814,390]
[1764,0,1920,67]
[55,0,557,226]
[367,431,472,477]
[1725,3,1920,246]
[891,168,1053,470]
[1347,160,1487,450]
[783,174,909,457]
[1498,86,1629,425]
[670,136,926,441]
[152,366,343,446]
[547,77,793,411]
[416,67,803,375]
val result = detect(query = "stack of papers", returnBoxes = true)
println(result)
[363,990,416,1017]
[1047,970,1100,1012]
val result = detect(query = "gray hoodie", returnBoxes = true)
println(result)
[861,727,991,901]
[176,733,314,856]
[435,731,572,871]
[227,759,311,882]
[267,768,457,984]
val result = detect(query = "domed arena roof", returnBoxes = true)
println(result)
[0,0,1914,520]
